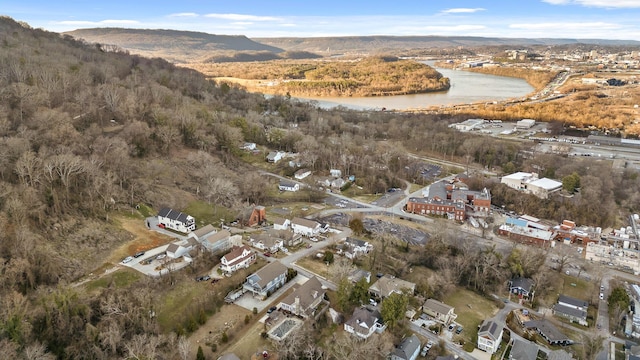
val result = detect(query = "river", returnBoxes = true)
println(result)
[295,61,535,111]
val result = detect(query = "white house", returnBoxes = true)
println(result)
[166,243,190,259]
[369,275,416,299]
[272,218,290,230]
[344,306,386,339]
[294,169,312,180]
[330,178,346,189]
[157,208,196,233]
[290,217,321,237]
[249,233,284,253]
[516,119,536,129]
[220,245,256,274]
[330,169,342,178]
[278,180,300,192]
[200,229,232,253]
[188,224,216,242]
[344,238,373,258]
[477,319,504,354]
[266,151,286,163]
[241,142,257,151]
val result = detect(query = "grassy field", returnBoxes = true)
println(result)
[540,274,595,307]
[155,280,214,331]
[84,267,142,292]
[296,256,330,278]
[184,200,237,229]
[443,288,500,351]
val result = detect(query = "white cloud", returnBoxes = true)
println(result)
[542,0,640,7]
[168,12,199,18]
[424,24,487,31]
[279,23,297,27]
[441,8,486,14]
[204,13,281,22]
[231,22,253,26]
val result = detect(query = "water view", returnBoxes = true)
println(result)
[297,61,535,110]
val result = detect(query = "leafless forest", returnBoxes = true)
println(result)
[0,16,639,359]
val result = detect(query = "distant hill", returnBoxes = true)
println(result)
[65,28,284,63]
[252,35,640,54]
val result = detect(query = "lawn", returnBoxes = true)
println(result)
[84,268,142,293]
[155,280,214,331]
[296,256,331,278]
[443,288,500,350]
[540,273,595,307]
[183,200,237,228]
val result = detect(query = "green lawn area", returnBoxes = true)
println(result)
[84,268,142,292]
[183,200,237,228]
[540,274,595,307]
[443,288,500,349]
[156,280,213,331]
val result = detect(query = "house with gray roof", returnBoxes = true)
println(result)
[509,339,538,360]
[422,298,457,325]
[553,303,588,326]
[390,334,421,360]
[189,224,216,241]
[477,319,504,354]
[290,217,322,237]
[157,207,195,233]
[278,276,325,318]
[344,306,386,339]
[524,320,572,346]
[509,277,535,298]
[243,261,288,299]
[557,294,588,310]
[369,274,416,299]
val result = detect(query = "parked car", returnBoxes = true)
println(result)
[196,275,211,282]
[420,345,429,357]
[263,252,271,257]
[599,293,604,300]
[156,254,166,260]
[133,251,145,258]
[122,256,134,263]
[267,306,277,314]
[448,324,455,331]
[455,325,464,334]
[426,341,433,350]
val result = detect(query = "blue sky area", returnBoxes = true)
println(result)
[5,0,640,40]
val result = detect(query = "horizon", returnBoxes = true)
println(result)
[5,0,640,41]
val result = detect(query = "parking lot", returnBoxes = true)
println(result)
[121,243,192,276]
[319,213,430,245]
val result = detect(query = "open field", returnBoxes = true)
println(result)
[443,288,500,350]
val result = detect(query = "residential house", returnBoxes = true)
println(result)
[267,228,302,247]
[290,217,322,237]
[166,243,190,259]
[477,319,504,354]
[330,169,342,178]
[330,178,346,189]
[552,303,588,326]
[266,151,285,163]
[249,233,284,253]
[237,205,266,227]
[243,261,288,298]
[390,334,421,360]
[157,208,196,233]
[509,277,535,299]
[369,274,416,299]
[557,295,588,310]
[218,354,241,360]
[278,276,325,318]
[189,224,216,242]
[524,320,572,346]
[294,169,312,180]
[509,339,539,360]
[272,217,290,230]
[344,306,386,339]
[343,237,373,259]
[279,180,300,192]
[201,229,232,253]
[422,299,457,325]
[220,245,256,274]
[348,269,371,284]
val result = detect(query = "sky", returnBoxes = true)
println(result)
[5,0,640,40]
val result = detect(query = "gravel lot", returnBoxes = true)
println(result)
[319,213,430,245]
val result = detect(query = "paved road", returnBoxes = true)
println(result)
[410,323,477,360]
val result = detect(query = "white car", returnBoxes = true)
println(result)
[122,256,134,264]
[600,293,604,300]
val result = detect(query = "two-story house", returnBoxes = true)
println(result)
[552,294,588,326]
[290,217,322,237]
[422,299,457,325]
[220,245,256,274]
[278,276,325,318]
[477,319,504,354]
[344,306,386,339]
[508,277,535,299]
[342,237,373,259]
[157,207,196,233]
[243,261,288,299]
[249,233,284,253]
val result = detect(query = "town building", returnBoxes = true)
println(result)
[278,180,300,192]
[369,275,416,299]
[344,306,386,339]
[389,334,421,360]
[477,319,504,354]
[516,119,536,129]
[405,179,491,221]
[498,216,555,247]
[449,118,486,132]
[243,261,288,299]
[157,207,196,233]
[500,172,562,199]
[422,299,457,325]
[237,205,266,227]
[220,245,256,274]
[278,276,325,318]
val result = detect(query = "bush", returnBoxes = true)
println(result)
[253,307,258,315]
[221,331,228,343]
